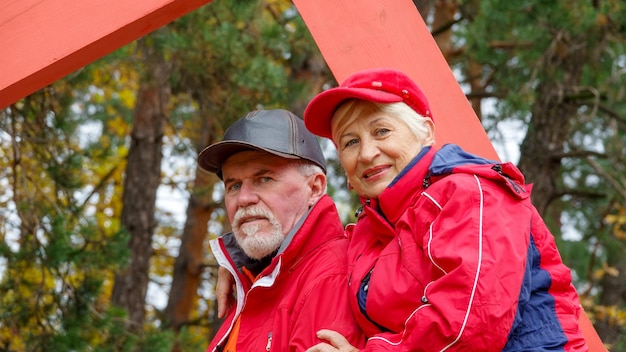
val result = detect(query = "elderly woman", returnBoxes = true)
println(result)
[303,68,588,351]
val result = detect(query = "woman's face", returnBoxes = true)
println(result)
[333,110,428,199]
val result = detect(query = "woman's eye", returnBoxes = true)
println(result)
[375,128,390,136]
[344,139,358,148]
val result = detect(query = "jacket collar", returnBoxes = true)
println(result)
[366,146,437,225]
[274,194,342,266]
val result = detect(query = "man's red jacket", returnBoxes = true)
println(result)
[207,194,365,352]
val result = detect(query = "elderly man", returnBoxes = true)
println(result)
[198,109,364,352]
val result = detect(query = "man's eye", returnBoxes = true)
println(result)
[260,177,272,183]
[228,183,241,192]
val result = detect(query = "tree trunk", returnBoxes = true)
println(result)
[412,0,434,22]
[164,168,218,332]
[595,235,626,344]
[517,31,586,215]
[111,38,170,330]
[514,27,626,346]
[432,0,458,63]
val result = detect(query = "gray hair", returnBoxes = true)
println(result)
[290,159,327,193]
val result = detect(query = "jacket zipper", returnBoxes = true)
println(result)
[265,332,272,351]
[492,164,525,194]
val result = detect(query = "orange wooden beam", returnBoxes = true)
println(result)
[293,0,498,160]
[0,0,212,110]
[294,0,606,350]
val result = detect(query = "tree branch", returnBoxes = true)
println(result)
[551,150,607,160]
[585,157,626,199]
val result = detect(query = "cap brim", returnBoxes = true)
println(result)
[304,87,403,139]
[198,140,298,175]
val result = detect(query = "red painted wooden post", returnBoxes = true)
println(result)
[293,0,606,350]
[0,0,212,109]
[293,0,497,160]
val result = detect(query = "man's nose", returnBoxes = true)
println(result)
[236,181,259,207]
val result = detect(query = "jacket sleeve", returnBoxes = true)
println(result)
[288,267,366,351]
[364,175,531,351]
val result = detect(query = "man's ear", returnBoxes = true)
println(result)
[308,173,326,204]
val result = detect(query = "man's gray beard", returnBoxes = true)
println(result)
[232,207,285,260]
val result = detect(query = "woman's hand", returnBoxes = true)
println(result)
[216,266,235,318]
[306,329,360,352]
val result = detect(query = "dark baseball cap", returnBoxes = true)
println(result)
[198,109,327,178]
[304,67,433,139]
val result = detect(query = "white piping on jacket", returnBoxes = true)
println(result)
[368,175,485,351]
[253,257,282,289]
[422,192,447,276]
[208,238,246,351]
[207,239,283,351]
[439,174,484,351]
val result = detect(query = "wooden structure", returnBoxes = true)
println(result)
[0,0,606,350]
[0,0,211,109]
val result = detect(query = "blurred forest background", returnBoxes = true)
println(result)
[1,0,626,351]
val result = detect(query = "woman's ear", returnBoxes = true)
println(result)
[423,118,436,145]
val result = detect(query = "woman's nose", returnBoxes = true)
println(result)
[358,140,380,162]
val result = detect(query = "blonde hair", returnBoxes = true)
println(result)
[331,99,434,145]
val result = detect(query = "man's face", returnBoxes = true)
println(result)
[221,151,315,259]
